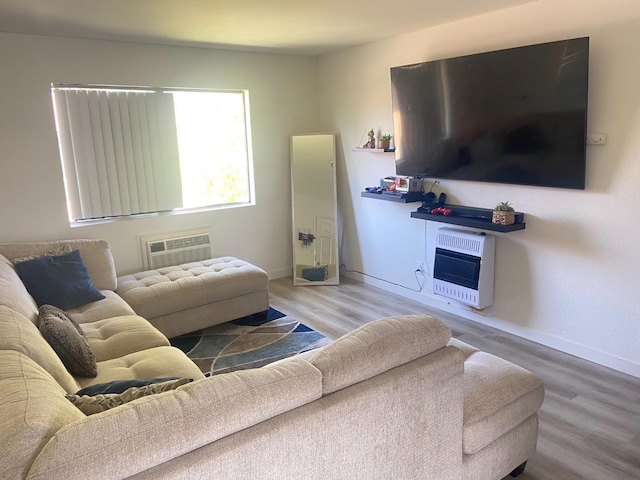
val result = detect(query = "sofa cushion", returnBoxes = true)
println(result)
[310,314,451,395]
[67,290,136,325]
[0,351,85,480]
[16,250,105,310]
[0,239,117,291]
[0,306,79,392]
[66,377,193,415]
[462,351,545,454]
[37,304,97,378]
[0,254,39,322]
[75,346,206,390]
[448,337,481,359]
[79,315,170,362]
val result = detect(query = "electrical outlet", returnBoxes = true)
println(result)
[587,132,606,145]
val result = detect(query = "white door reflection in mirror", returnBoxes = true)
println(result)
[291,134,339,286]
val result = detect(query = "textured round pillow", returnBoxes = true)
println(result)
[37,304,97,377]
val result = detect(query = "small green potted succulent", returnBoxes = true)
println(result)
[378,134,393,149]
[492,201,515,225]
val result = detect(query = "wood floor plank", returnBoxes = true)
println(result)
[269,276,640,480]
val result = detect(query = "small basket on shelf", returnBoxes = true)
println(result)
[492,201,515,225]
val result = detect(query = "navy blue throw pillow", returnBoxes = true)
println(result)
[15,250,105,310]
[76,377,181,396]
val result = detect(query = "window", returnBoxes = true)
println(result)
[51,85,254,223]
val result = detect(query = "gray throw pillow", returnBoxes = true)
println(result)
[37,304,97,377]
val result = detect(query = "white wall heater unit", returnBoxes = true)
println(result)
[432,227,495,309]
[140,229,212,270]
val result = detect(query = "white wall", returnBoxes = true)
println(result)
[1,2,638,378]
[0,32,319,277]
[318,0,640,377]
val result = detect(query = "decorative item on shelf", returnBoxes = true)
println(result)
[362,129,376,148]
[492,201,515,225]
[378,134,393,149]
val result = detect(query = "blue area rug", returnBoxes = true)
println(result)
[170,308,331,376]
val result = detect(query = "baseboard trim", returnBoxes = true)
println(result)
[343,271,640,379]
[267,267,293,280]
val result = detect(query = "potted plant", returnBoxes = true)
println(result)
[492,201,515,225]
[378,134,393,149]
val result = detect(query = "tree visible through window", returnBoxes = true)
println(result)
[51,85,254,223]
[173,91,251,208]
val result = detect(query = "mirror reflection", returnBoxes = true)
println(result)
[290,133,339,286]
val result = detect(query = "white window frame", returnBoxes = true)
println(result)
[51,84,255,224]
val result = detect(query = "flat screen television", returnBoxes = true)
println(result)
[391,37,589,189]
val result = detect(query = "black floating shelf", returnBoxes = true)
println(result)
[361,191,425,203]
[352,147,396,153]
[411,204,526,233]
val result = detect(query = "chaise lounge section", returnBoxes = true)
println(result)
[116,256,270,338]
[0,239,544,480]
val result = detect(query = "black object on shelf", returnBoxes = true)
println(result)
[361,191,424,203]
[411,204,526,232]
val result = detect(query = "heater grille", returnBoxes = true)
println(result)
[433,282,479,306]
[140,229,212,270]
[436,230,483,255]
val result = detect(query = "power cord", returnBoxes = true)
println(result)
[340,263,423,293]
[413,268,424,291]
[338,215,432,294]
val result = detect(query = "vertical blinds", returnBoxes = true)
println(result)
[52,88,182,221]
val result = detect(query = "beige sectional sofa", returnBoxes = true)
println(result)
[0,239,544,480]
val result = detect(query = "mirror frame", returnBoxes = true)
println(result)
[290,133,339,286]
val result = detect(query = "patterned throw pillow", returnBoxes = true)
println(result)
[66,378,192,415]
[38,304,97,377]
[11,244,73,264]
[75,377,181,396]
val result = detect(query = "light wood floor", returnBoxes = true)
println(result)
[269,276,640,480]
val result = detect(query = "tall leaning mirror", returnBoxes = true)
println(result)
[290,133,339,286]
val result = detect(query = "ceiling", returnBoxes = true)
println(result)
[0,0,534,56]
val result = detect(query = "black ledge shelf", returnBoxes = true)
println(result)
[361,191,425,203]
[352,147,396,153]
[411,204,526,233]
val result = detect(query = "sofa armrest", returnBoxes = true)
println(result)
[26,359,322,480]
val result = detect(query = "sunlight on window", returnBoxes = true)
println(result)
[173,91,251,209]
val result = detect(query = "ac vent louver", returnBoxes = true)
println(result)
[140,229,212,270]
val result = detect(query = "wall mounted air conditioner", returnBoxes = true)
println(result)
[139,229,212,270]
